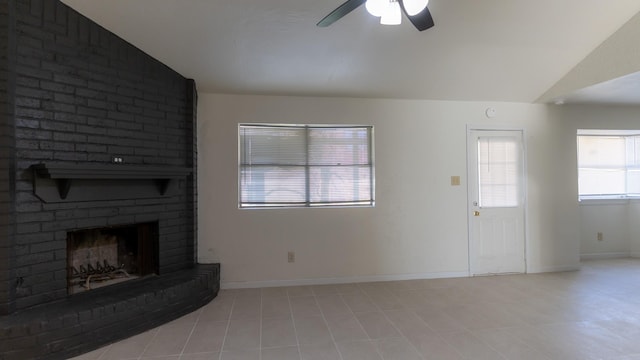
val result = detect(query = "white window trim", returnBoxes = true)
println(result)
[238,123,375,209]
[577,129,640,201]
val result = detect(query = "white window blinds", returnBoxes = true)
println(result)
[239,124,374,208]
[577,132,640,199]
[477,136,520,208]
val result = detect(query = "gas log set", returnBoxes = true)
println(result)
[69,259,130,292]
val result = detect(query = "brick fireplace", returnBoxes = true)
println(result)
[0,1,219,359]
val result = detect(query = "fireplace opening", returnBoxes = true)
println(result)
[67,222,159,294]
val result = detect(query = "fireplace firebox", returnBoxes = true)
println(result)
[66,223,158,294]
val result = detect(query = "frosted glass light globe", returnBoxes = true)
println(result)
[365,0,386,17]
[380,1,402,25]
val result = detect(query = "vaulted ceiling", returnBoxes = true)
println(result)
[61,0,640,104]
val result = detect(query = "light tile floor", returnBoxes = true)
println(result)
[72,259,640,360]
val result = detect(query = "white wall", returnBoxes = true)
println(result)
[197,94,580,288]
[629,202,640,257]
[554,105,640,259]
[579,203,630,259]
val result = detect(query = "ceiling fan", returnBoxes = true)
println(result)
[317,0,434,31]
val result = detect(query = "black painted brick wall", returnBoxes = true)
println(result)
[0,0,17,316]
[186,80,197,265]
[6,0,197,312]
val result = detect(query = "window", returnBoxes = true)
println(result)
[239,124,374,208]
[477,136,520,207]
[577,129,640,200]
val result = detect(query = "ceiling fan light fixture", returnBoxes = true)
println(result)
[380,1,402,25]
[365,0,386,17]
[316,0,434,31]
[403,0,429,16]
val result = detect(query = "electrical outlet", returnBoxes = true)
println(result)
[288,251,295,263]
[597,232,603,241]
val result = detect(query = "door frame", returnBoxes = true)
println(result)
[466,124,529,276]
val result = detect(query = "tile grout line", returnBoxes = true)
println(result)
[285,288,304,360]
[413,305,462,358]
[312,287,348,360]
[259,290,263,360]
[340,286,384,357]
[338,288,376,350]
[359,283,401,360]
[409,284,506,360]
[399,286,468,358]
[94,343,111,360]
[136,327,161,360]
[218,291,237,360]
[358,282,423,360]
[176,308,202,359]
[384,287,429,360]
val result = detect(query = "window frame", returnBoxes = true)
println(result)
[238,123,375,209]
[577,129,640,202]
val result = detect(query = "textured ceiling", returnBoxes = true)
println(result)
[60,0,640,103]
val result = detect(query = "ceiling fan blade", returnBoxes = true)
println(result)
[317,0,367,27]
[398,0,435,31]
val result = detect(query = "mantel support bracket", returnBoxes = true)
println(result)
[155,179,171,195]
[57,179,72,199]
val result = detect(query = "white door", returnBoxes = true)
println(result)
[468,129,526,275]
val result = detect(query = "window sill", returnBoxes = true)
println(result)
[578,197,640,206]
[239,204,375,210]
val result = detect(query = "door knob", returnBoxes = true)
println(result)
[474,211,480,216]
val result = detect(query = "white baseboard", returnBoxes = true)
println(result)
[527,264,580,273]
[580,252,630,261]
[221,271,470,289]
